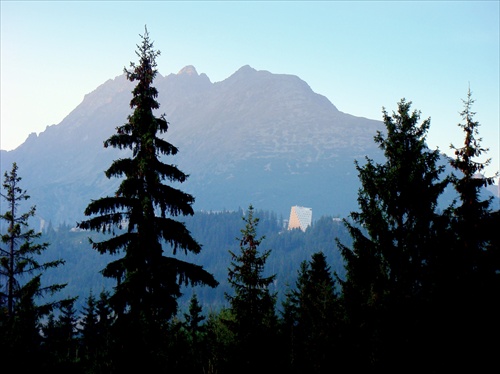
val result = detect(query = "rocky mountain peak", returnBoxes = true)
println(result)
[0,65,389,225]
[177,65,198,76]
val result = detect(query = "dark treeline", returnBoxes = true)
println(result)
[1,28,499,374]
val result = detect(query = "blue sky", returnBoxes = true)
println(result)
[1,1,499,178]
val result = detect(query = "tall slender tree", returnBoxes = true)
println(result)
[0,162,69,367]
[442,89,500,371]
[336,99,448,372]
[225,205,278,373]
[77,28,217,369]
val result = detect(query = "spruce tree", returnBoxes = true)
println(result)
[177,294,207,373]
[58,300,81,367]
[336,99,448,372]
[77,28,217,369]
[203,308,235,374]
[80,291,98,363]
[0,162,69,367]
[93,291,114,372]
[80,290,114,370]
[41,300,81,371]
[443,89,500,371]
[282,252,341,374]
[225,205,278,373]
[183,293,205,345]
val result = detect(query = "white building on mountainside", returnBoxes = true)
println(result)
[287,205,312,232]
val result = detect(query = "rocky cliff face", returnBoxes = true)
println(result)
[1,65,385,226]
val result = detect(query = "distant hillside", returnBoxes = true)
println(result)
[39,209,352,312]
[2,65,496,227]
[0,65,385,226]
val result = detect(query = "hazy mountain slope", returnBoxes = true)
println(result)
[1,65,386,226]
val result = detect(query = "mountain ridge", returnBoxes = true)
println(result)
[1,65,388,226]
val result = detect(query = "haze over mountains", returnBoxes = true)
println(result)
[3,65,493,228]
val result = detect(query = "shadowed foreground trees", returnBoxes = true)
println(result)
[281,251,342,374]
[336,95,499,373]
[0,162,70,370]
[1,28,498,371]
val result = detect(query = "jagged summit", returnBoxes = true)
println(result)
[0,65,387,225]
[177,65,198,76]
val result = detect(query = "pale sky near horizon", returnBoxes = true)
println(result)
[1,1,499,178]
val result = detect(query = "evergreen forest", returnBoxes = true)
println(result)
[1,29,499,374]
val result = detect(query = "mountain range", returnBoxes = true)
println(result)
[1,65,495,227]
